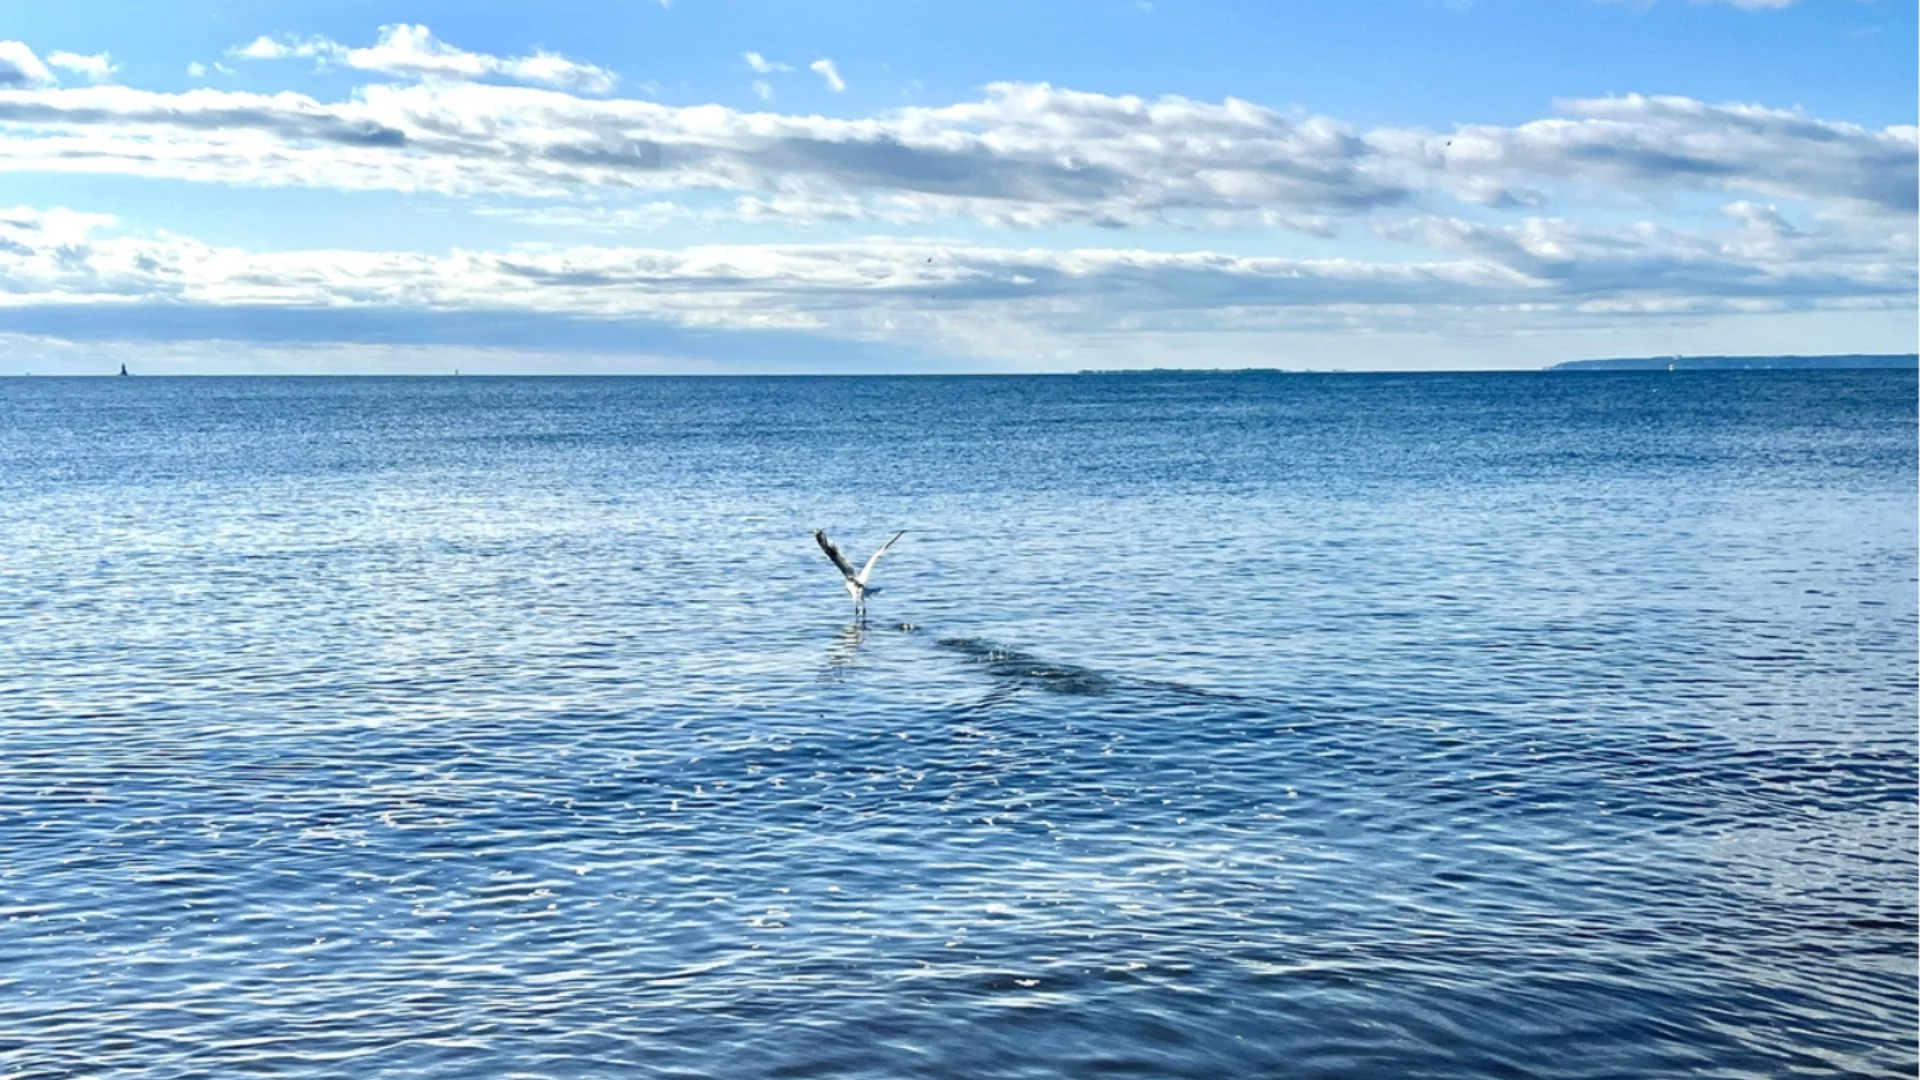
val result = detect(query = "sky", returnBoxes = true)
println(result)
[0,0,1913,373]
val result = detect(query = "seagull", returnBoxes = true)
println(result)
[814,529,903,621]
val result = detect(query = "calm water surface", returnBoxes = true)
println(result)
[1,372,1914,1078]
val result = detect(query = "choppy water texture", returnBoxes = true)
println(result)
[1,372,1914,1079]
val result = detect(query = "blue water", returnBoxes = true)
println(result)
[1,372,1914,1078]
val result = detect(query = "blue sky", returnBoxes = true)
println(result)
[0,0,1913,372]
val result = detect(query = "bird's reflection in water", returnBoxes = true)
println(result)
[821,622,868,680]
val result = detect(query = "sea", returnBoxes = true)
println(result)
[1,371,1914,1078]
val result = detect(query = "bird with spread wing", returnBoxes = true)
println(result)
[814,529,903,621]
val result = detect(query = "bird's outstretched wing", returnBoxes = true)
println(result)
[857,531,905,585]
[815,530,860,581]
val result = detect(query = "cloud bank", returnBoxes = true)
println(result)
[0,203,1903,365]
[0,68,1907,230]
[0,27,1909,370]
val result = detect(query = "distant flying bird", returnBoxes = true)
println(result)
[814,529,903,621]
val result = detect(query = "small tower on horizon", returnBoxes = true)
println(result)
[118,364,129,377]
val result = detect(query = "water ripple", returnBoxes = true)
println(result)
[0,372,1913,1078]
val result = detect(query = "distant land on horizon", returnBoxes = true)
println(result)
[1550,354,1918,372]
[1075,354,1919,376]
[26,353,1919,378]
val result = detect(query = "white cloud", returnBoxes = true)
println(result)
[810,58,846,93]
[752,80,773,101]
[231,24,618,93]
[0,41,56,88]
[230,34,341,62]
[186,61,207,79]
[346,24,495,79]
[1374,93,1918,216]
[0,204,1904,369]
[494,49,618,95]
[0,81,1907,231]
[230,36,283,59]
[1375,206,1913,304]
[0,81,1395,220]
[744,51,791,74]
[47,51,118,84]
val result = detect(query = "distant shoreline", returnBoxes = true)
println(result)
[1077,356,1920,375]
[11,354,1917,378]
[1547,354,1917,372]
